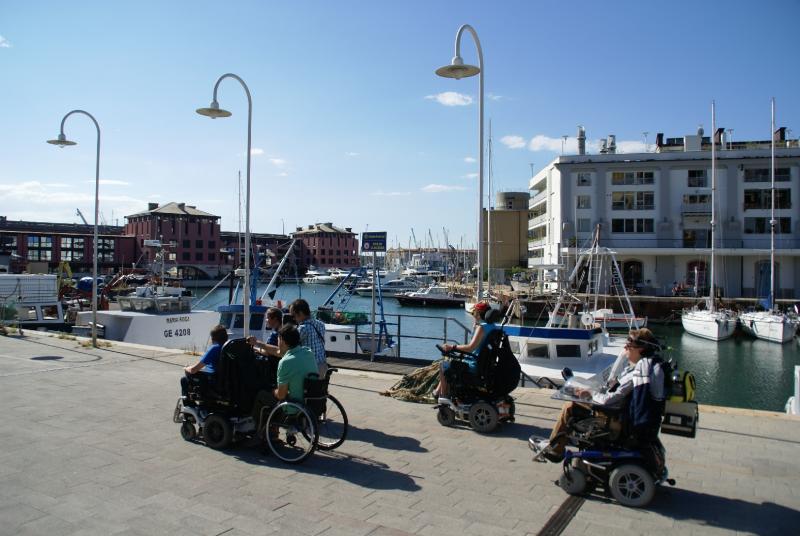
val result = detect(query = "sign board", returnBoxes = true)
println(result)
[143,239,162,248]
[361,232,387,252]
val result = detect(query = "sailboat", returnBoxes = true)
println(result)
[681,101,737,341]
[739,98,798,344]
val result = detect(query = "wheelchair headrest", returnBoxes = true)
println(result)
[484,308,504,324]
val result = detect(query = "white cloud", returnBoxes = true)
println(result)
[250,148,264,156]
[421,184,466,193]
[0,181,147,219]
[276,171,289,177]
[345,152,360,157]
[370,191,411,197]
[424,91,473,106]
[464,156,476,163]
[524,134,649,154]
[462,173,478,179]
[488,93,504,101]
[269,157,287,167]
[84,179,130,186]
[500,135,526,149]
[148,194,161,199]
[44,182,70,188]
[0,35,11,48]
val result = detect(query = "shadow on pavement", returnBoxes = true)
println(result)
[650,488,800,535]
[346,425,428,452]
[494,422,552,442]
[231,447,421,492]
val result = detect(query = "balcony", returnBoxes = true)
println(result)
[529,190,548,208]
[528,213,548,228]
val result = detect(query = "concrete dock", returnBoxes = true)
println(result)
[1,331,799,535]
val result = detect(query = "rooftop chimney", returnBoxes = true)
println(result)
[148,202,159,211]
[655,133,664,149]
[607,135,616,154]
[714,128,725,145]
[178,203,186,211]
[577,125,586,155]
[774,127,786,142]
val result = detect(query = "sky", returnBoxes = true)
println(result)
[1,0,799,250]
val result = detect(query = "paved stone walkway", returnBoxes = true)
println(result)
[1,332,799,535]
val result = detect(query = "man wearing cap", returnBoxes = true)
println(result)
[433,301,498,398]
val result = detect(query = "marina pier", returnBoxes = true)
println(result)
[1,331,798,535]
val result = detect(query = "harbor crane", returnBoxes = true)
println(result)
[75,208,89,225]
[411,228,419,250]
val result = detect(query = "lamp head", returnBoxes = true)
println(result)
[196,100,232,119]
[435,56,480,79]
[46,133,77,147]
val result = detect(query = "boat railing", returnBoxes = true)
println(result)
[335,312,473,361]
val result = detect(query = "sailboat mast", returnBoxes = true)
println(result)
[487,120,493,294]
[770,97,776,310]
[710,101,716,313]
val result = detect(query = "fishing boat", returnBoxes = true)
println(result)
[739,99,799,344]
[547,228,646,331]
[395,285,466,308]
[681,102,737,341]
[0,274,68,331]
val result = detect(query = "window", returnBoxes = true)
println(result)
[556,345,581,358]
[208,240,216,249]
[611,171,654,185]
[527,225,547,241]
[577,218,591,232]
[743,189,791,210]
[196,240,203,249]
[744,168,790,182]
[0,235,17,251]
[622,260,644,287]
[27,235,53,261]
[611,191,654,210]
[527,342,548,358]
[687,169,707,187]
[577,172,592,186]
[183,239,190,248]
[97,238,114,262]
[529,248,544,259]
[744,217,791,234]
[182,252,190,261]
[195,252,204,261]
[576,195,591,209]
[683,194,711,204]
[611,218,655,233]
[208,253,216,262]
[60,237,85,262]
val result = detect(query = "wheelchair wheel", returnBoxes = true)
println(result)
[316,394,348,451]
[559,467,588,495]
[266,402,318,464]
[609,463,656,508]
[468,401,498,433]
[180,421,197,441]
[436,406,456,427]
[203,414,232,450]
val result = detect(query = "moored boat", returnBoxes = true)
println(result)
[395,285,466,308]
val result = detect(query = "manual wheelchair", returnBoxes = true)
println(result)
[433,327,521,433]
[173,338,348,464]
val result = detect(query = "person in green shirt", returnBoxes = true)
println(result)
[274,324,319,404]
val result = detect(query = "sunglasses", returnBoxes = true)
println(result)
[625,338,644,348]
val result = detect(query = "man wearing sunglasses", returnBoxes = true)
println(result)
[534,328,663,462]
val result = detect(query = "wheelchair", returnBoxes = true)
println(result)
[173,338,348,464]
[433,328,521,433]
[529,367,696,508]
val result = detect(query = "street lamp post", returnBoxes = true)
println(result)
[47,110,101,348]
[196,73,253,337]
[436,24,484,302]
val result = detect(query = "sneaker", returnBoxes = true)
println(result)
[542,447,565,463]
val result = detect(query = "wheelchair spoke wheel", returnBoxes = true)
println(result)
[436,406,456,427]
[468,401,498,433]
[180,421,197,441]
[316,394,348,451]
[609,464,656,508]
[202,414,232,450]
[266,402,317,464]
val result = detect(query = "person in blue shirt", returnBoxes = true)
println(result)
[248,307,284,357]
[433,302,500,398]
[180,324,228,400]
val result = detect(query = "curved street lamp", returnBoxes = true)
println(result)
[196,73,253,337]
[436,24,484,301]
[47,110,101,348]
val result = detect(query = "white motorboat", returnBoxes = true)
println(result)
[738,100,799,344]
[396,285,466,308]
[549,308,647,330]
[681,102,737,341]
[353,278,422,297]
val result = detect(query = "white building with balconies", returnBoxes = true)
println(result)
[528,128,800,298]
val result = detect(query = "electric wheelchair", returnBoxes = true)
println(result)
[173,338,348,464]
[433,324,522,433]
[529,364,698,508]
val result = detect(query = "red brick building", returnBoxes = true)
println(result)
[0,216,135,274]
[291,223,359,269]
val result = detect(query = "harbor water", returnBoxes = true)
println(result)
[193,282,800,413]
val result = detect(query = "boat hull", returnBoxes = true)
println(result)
[681,310,736,341]
[739,312,797,343]
[396,295,466,308]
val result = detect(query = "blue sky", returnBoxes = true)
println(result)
[1,0,798,249]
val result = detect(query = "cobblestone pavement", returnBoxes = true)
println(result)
[1,332,799,535]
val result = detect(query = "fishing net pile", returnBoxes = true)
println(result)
[380,360,441,403]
